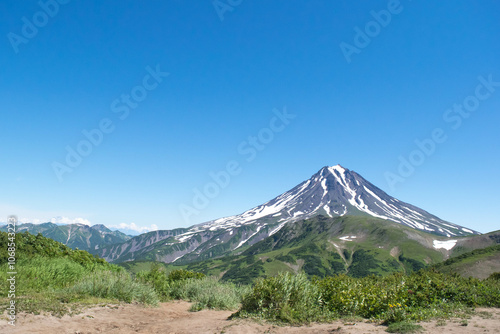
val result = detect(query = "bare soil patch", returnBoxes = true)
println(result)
[1,301,499,333]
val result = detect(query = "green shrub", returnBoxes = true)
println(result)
[0,231,160,315]
[316,273,392,318]
[136,263,171,300]
[488,272,500,280]
[237,272,324,324]
[168,268,205,281]
[137,266,207,301]
[315,270,500,323]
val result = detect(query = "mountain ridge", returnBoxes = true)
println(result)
[0,222,132,252]
[96,164,479,263]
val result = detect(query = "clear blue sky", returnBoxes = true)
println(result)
[1,0,499,234]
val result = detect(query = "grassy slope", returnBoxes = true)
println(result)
[0,231,113,267]
[434,244,500,279]
[0,232,158,315]
[449,230,500,257]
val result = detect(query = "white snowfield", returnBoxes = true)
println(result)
[433,239,458,250]
[339,236,357,241]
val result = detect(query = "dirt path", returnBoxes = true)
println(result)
[1,301,499,334]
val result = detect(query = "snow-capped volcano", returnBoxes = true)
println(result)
[197,165,475,237]
[97,165,479,263]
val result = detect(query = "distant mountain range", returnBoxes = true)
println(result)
[94,165,480,264]
[0,222,131,252]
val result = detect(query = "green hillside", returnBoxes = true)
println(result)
[0,231,112,267]
[448,230,500,257]
[0,231,158,316]
[434,244,500,279]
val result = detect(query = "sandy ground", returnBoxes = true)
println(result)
[1,301,499,334]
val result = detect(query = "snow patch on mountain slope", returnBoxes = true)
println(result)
[433,239,457,250]
[293,210,305,217]
[363,186,389,206]
[269,221,287,236]
[177,232,195,243]
[172,254,185,262]
[321,178,328,198]
[339,236,357,241]
[234,225,263,250]
[323,205,332,217]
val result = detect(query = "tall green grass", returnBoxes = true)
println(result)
[0,257,159,313]
[67,270,159,305]
[0,257,88,294]
[171,277,249,311]
[137,265,248,311]
[236,269,500,324]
